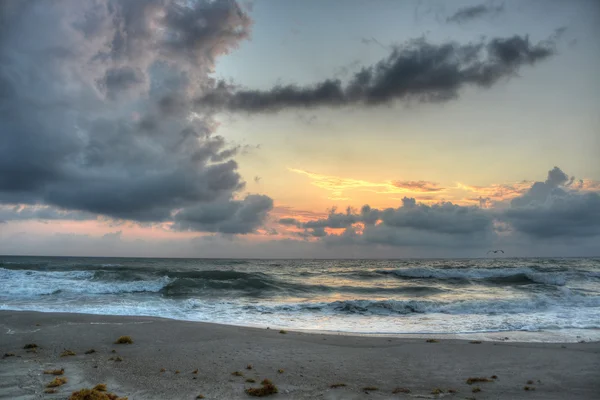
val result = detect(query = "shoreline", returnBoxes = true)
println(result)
[2,311,599,399]
[2,308,598,344]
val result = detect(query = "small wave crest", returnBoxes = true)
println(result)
[375,267,582,286]
[244,294,600,316]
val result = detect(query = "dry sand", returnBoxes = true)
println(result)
[1,311,599,399]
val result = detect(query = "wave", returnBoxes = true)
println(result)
[244,294,600,316]
[373,267,598,286]
[1,266,452,298]
[0,268,170,297]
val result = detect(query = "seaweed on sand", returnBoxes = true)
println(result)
[114,336,133,344]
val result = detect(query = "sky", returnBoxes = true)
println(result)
[0,0,599,258]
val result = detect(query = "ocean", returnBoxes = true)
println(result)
[1,256,599,342]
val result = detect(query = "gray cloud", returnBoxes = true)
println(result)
[446,4,504,24]
[97,66,146,99]
[0,0,271,233]
[282,198,494,246]
[196,34,557,112]
[278,218,300,226]
[502,167,600,238]
[172,194,273,234]
[0,205,96,222]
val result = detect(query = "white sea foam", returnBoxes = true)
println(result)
[0,268,171,296]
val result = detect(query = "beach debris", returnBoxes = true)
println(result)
[472,387,481,393]
[526,380,534,384]
[69,387,128,400]
[36,323,41,326]
[363,386,378,391]
[330,383,347,388]
[85,349,96,354]
[448,388,457,393]
[44,388,58,394]
[3,353,16,358]
[426,339,439,343]
[114,336,133,344]
[277,369,284,374]
[431,388,444,394]
[61,350,76,357]
[111,350,116,353]
[46,377,68,388]
[232,371,244,376]
[469,341,482,344]
[524,386,535,391]
[160,368,166,373]
[43,368,65,375]
[466,377,492,385]
[279,330,287,334]
[245,379,278,397]
[108,356,123,362]
[196,395,205,399]
[246,378,256,383]
[93,384,107,392]
[192,369,198,374]
[175,370,180,374]
[246,364,253,370]
[392,387,411,394]
[23,343,38,349]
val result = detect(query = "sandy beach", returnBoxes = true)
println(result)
[0,311,598,399]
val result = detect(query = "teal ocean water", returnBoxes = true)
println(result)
[1,256,599,341]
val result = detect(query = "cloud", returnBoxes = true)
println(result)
[172,194,273,234]
[97,66,146,100]
[0,0,271,234]
[289,168,446,200]
[456,181,533,206]
[0,205,96,222]
[278,218,300,226]
[102,230,123,240]
[392,180,444,192]
[446,4,504,24]
[281,197,494,247]
[196,34,557,112]
[278,167,600,248]
[501,167,600,238]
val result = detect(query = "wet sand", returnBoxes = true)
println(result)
[1,311,599,399]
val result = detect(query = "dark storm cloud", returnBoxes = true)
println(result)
[504,192,600,238]
[501,167,600,238]
[172,194,273,234]
[0,0,271,234]
[446,4,504,24]
[196,34,557,112]
[97,66,146,99]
